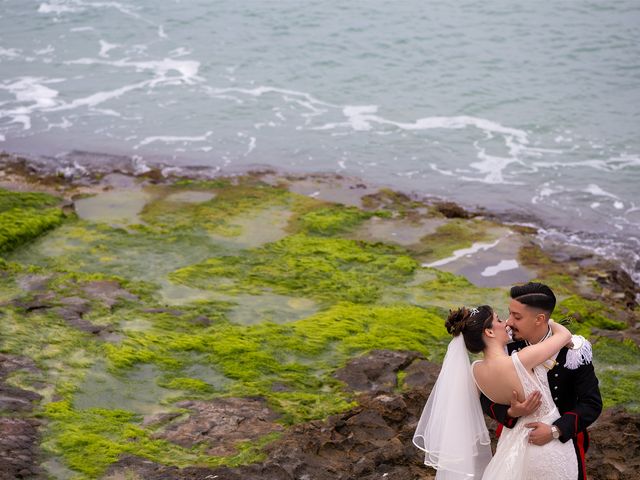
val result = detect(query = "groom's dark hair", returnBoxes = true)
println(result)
[510,282,556,316]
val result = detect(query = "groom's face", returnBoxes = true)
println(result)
[506,299,540,342]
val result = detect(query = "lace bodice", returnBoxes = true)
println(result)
[511,351,557,422]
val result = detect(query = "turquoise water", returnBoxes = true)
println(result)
[1,1,639,281]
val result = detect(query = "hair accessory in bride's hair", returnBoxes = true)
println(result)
[469,307,480,316]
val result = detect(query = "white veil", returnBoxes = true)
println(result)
[413,335,492,479]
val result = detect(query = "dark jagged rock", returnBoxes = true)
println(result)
[432,201,472,219]
[0,355,44,480]
[0,418,44,480]
[108,383,436,480]
[55,296,109,335]
[0,354,38,377]
[10,292,56,312]
[401,359,442,391]
[105,353,640,480]
[81,280,138,308]
[0,384,41,412]
[157,398,284,457]
[587,407,640,480]
[334,350,422,393]
[17,274,52,292]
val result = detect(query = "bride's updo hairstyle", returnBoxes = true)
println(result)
[445,305,494,353]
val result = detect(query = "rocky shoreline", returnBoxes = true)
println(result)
[0,152,639,479]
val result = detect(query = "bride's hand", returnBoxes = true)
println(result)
[549,318,572,343]
[506,390,542,418]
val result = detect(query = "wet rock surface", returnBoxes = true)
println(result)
[81,280,138,308]
[105,349,640,480]
[334,350,423,393]
[0,418,44,480]
[0,354,44,480]
[107,388,436,480]
[157,397,285,457]
[587,407,640,480]
[106,351,442,480]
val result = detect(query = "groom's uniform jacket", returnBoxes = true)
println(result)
[480,340,602,480]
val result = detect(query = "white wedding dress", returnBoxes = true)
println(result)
[478,352,578,479]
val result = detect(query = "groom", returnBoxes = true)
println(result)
[480,282,602,480]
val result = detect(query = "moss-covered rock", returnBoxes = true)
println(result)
[170,234,418,304]
[557,295,626,336]
[0,189,66,253]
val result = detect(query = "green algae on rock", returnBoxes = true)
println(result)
[0,188,66,253]
[556,295,627,335]
[296,205,387,236]
[170,234,418,304]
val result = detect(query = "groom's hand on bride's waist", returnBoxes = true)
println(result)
[525,421,556,446]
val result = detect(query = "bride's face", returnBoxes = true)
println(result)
[489,312,511,344]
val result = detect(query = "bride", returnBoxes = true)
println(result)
[413,305,578,480]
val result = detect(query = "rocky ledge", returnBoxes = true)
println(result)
[0,157,638,479]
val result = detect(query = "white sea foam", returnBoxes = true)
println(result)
[38,3,82,14]
[98,40,118,58]
[341,105,379,131]
[45,117,73,131]
[0,77,64,129]
[35,45,55,55]
[135,131,213,149]
[308,104,532,184]
[530,154,640,173]
[51,79,152,112]
[532,182,563,205]
[206,86,335,113]
[316,108,530,145]
[468,149,523,184]
[67,57,202,84]
[584,184,619,199]
[131,155,150,174]
[480,259,519,277]
[169,47,191,57]
[1,77,61,108]
[0,47,21,58]
[423,239,502,268]
[246,137,256,156]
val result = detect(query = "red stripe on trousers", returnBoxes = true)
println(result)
[576,431,587,480]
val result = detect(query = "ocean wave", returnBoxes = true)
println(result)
[202,85,538,185]
[38,0,142,21]
[529,154,640,173]
[134,131,213,149]
[66,57,202,84]
[0,77,64,130]
[0,52,202,133]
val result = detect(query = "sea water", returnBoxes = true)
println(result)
[1,0,639,282]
